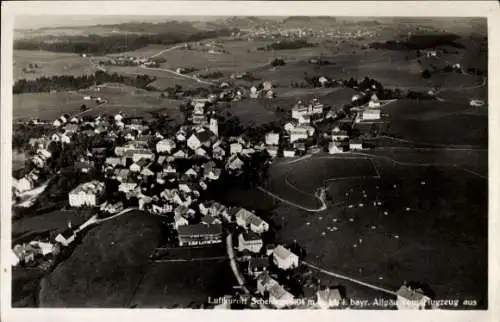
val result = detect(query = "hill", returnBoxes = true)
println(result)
[38,211,165,307]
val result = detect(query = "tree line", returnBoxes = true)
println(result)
[14,28,238,55]
[13,71,156,94]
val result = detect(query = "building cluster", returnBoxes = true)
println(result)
[98,55,158,67]
[11,240,60,269]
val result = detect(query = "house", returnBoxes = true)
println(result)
[179,182,199,195]
[156,139,176,154]
[250,86,259,99]
[396,285,431,310]
[293,142,306,153]
[359,109,381,122]
[172,149,187,159]
[247,257,269,277]
[55,229,76,247]
[256,271,279,295]
[289,127,309,143]
[230,142,243,155]
[123,149,155,162]
[225,155,244,172]
[105,157,125,168]
[316,288,343,309]
[283,148,296,158]
[68,181,105,207]
[284,121,297,133]
[234,208,269,234]
[177,224,223,246]
[349,139,363,151]
[119,180,137,193]
[114,168,130,182]
[262,81,272,91]
[329,141,345,154]
[368,93,380,108]
[238,232,263,253]
[332,129,349,141]
[173,214,189,230]
[318,76,329,87]
[272,245,299,270]
[140,167,155,177]
[74,160,94,173]
[195,147,208,157]
[176,130,187,142]
[269,284,295,309]
[265,132,280,146]
[130,158,150,172]
[213,145,226,160]
[204,167,221,181]
[207,202,230,221]
[266,146,278,158]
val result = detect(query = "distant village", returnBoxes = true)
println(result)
[11,74,437,310]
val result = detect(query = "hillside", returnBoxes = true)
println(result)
[38,211,165,307]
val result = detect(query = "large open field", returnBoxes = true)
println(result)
[273,157,487,308]
[130,258,235,308]
[383,99,488,146]
[14,50,99,81]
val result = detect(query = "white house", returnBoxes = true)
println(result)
[68,181,105,207]
[328,141,345,154]
[368,93,381,108]
[283,149,296,158]
[234,208,269,234]
[265,132,280,146]
[272,245,299,270]
[266,146,278,158]
[238,232,264,253]
[396,285,431,310]
[156,139,176,154]
[316,288,343,309]
[289,127,308,143]
[230,142,243,155]
[269,284,295,309]
[187,134,202,151]
[226,155,244,172]
[174,214,189,230]
[349,140,363,151]
[360,109,381,121]
[332,130,349,141]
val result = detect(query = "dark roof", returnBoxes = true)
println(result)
[195,130,213,143]
[241,232,261,241]
[177,223,223,236]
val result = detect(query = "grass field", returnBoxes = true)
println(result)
[13,91,99,121]
[13,87,184,122]
[38,211,166,307]
[130,259,235,308]
[14,50,99,81]
[384,99,488,146]
[12,209,94,241]
[273,159,487,308]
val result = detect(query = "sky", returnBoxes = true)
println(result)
[14,15,223,30]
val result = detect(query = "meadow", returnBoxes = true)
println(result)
[14,50,98,81]
[129,258,235,308]
[273,160,487,308]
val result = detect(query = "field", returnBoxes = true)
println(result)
[383,99,488,146]
[13,91,99,121]
[273,158,487,308]
[129,258,235,308]
[13,86,184,122]
[38,211,166,307]
[12,209,94,241]
[14,50,99,81]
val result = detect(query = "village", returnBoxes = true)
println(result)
[10,71,439,310]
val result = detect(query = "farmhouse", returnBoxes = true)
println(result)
[359,109,381,122]
[283,149,296,158]
[247,257,269,277]
[256,271,279,295]
[272,245,299,270]
[332,129,349,141]
[349,139,363,151]
[234,208,269,234]
[269,284,295,309]
[68,181,105,207]
[396,285,431,310]
[226,155,245,172]
[156,139,176,154]
[289,127,308,143]
[177,224,223,247]
[238,232,264,253]
[316,288,343,309]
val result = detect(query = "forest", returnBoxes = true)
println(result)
[14,28,238,55]
[13,71,156,94]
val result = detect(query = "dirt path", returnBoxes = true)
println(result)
[141,66,216,86]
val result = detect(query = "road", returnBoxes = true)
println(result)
[150,44,186,58]
[151,256,227,263]
[75,207,136,233]
[226,233,249,294]
[379,135,487,150]
[303,262,397,296]
[141,66,217,86]
[257,186,327,212]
